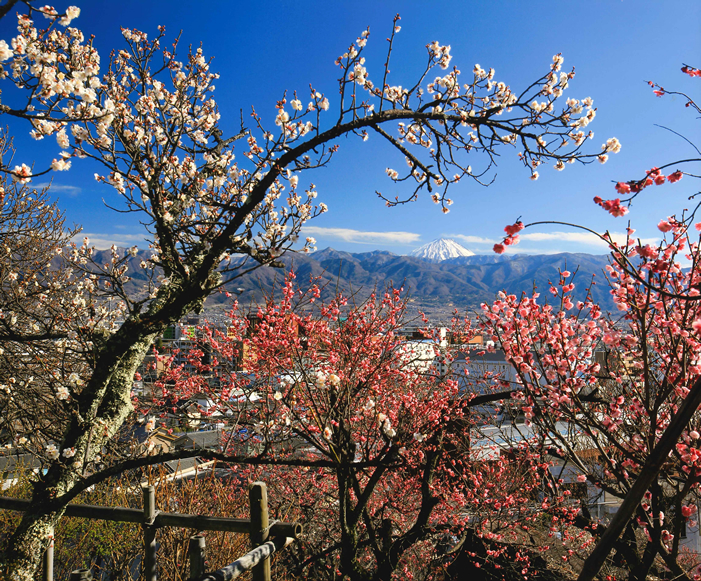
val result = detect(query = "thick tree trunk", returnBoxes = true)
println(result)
[577,375,701,581]
[629,530,660,581]
[337,469,366,581]
[0,328,159,579]
[3,507,65,580]
[1,271,220,579]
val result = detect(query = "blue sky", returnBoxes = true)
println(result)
[2,0,699,255]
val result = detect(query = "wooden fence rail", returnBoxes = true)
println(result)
[195,535,295,581]
[0,481,301,581]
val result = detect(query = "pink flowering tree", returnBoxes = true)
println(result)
[482,67,701,581]
[478,248,701,580]
[151,275,566,580]
[0,3,616,578]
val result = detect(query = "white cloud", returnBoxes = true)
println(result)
[450,234,498,245]
[450,230,662,255]
[33,182,81,196]
[519,230,658,249]
[302,226,421,245]
[74,232,148,250]
[497,247,594,255]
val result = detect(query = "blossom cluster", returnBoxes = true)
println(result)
[590,166,685,218]
[682,64,701,78]
[493,221,524,254]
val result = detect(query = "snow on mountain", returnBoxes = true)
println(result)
[409,238,475,262]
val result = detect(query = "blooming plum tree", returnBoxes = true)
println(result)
[479,253,701,580]
[0,132,106,457]
[156,276,565,580]
[484,67,701,581]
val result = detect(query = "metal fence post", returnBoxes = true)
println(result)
[249,482,271,581]
[189,534,206,580]
[42,525,54,581]
[143,484,158,581]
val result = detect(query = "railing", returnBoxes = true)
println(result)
[0,481,301,581]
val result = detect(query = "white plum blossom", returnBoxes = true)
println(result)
[56,129,69,149]
[552,54,564,71]
[603,137,622,154]
[0,40,13,62]
[382,420,396,438]
[51,158,71,171]
[46,443,59,460]
[315,371,326,387]
[275,110,290,126]
[377,413,396,438]
[12,164,32,184]
[59,6,80,26]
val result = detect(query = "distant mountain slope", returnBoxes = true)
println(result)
[90,247,615,312]
[225,249,613,311]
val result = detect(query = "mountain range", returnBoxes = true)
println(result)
[92,239,615,316]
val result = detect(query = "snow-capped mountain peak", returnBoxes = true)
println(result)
[409,238,475,262]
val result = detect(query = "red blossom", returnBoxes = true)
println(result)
[637,244,657,259]
[504,221,525,236]
[682,65,701,77]
[658,220,673,233]
[615,182,631,195]
[667,171,683,183]
[600,198,629,217]
[493,243,505,254]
